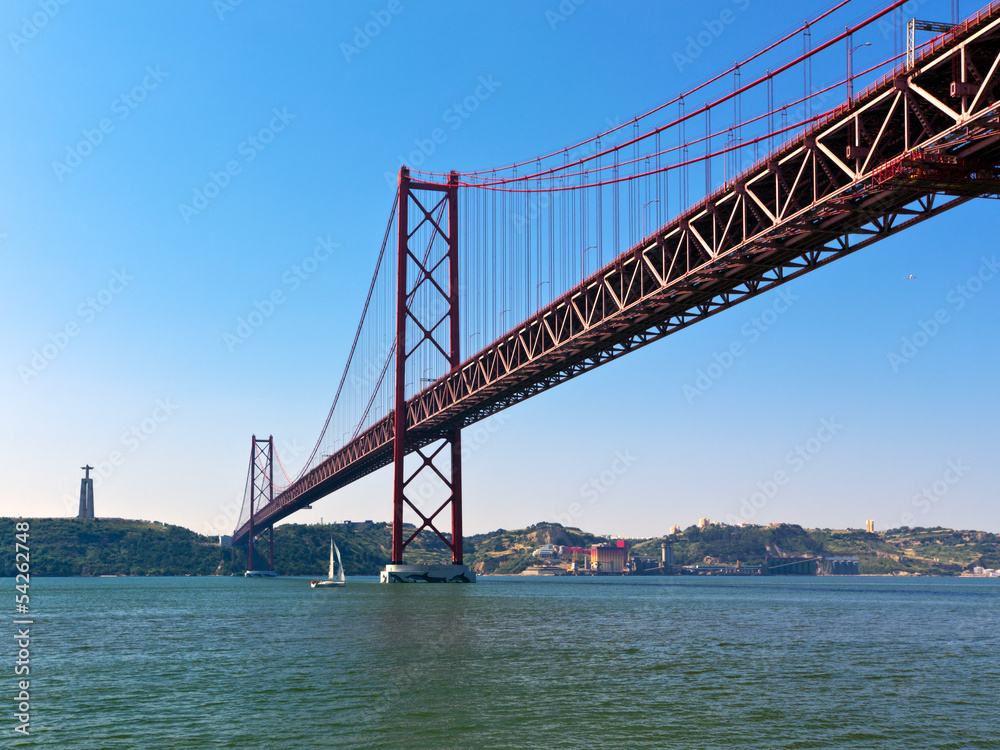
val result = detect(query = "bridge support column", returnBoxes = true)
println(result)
[384,167,474,583]
[245,435,278,577]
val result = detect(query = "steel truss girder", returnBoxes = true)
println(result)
[233,6,1000,547]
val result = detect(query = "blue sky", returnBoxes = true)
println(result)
[2,0,998,538]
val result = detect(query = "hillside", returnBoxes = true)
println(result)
[0,519,609,577]
[270,521,451,575]
[279,521,607,575]
[632,523,826,566]
[3,518,997,577]
[0,518,224,576]
[464,523,607,574]
[812,526,1000,574]
[633,524,1000,575]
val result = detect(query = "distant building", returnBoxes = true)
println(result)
[661,542,674,567]
[698,517,710,529]
[342,520,374,530]
[591,541,629,572]
[822,556,860,575]
[669,525,681,535]
[532,544,561,560]
[219,535,233,548]
[865,519,875,533]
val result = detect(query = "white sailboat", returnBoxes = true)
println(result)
[310,538,346,588]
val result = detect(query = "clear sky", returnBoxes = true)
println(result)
[3,0,998,539]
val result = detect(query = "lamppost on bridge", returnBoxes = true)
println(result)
[536,280,550,309]
[642,200,660,239]
[846,33,871,104]
[581,245,597,278]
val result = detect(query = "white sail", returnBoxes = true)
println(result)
[327,538,336,579]
[333,541,345,584]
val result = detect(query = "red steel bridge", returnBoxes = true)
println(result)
[234,0,1000,576]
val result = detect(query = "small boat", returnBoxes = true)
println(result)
[244,570,277,578]
[310,538,346,588]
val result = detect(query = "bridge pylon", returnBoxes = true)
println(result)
[244,434,277,577]
[382,167,474,583]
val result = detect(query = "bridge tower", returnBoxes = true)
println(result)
[381,168,474,583]
[245,434,276,576]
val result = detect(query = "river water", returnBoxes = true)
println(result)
[13,575,999,749]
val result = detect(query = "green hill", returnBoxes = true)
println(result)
[633,524,1000,575]
[0,518,224,576]
[464,522,607,574]
[270,521,451,575]
[632,523,825,566]
[0,518,456,577]
[3,518,997,577]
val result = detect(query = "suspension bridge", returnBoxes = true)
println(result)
[234,0,1000,581]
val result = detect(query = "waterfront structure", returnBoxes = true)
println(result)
[591,541,629,573]
[532,544,561,559]
[662,542,674,567]
[821,557,860,575]
[765,556,822,575]
[78,464,95,519]
[683,563,763,576]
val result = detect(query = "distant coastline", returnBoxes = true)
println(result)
[2,517,998,578]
